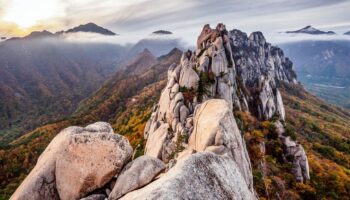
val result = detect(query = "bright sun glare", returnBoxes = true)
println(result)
[3,0,65,28]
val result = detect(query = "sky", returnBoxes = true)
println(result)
[1,0,350,44]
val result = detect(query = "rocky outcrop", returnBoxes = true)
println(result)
[143,23,309,195]
[109,156,165,200]
[120,152,256,200]
[230,29,296,120]
[275,121,310,182]
[144,123,169,158]
[11,122,133,200]
[188,99,253,189]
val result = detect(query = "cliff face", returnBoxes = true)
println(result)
[144,23,309,190]
[10,23,311,199]
[230,29,297,120]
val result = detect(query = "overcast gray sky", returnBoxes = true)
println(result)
[1,0,350,43]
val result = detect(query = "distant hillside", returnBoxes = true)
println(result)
[0,36,127,145]
[0,48,182,199]
[281,40,350,108]
[0,21,189,145]
[130,37,184,57]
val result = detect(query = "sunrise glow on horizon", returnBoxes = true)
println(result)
[2,0,64,34]
[1,0,350,42]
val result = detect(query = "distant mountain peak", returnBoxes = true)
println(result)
[286,25,336,35]
[303,25,318,31]
[64,22,116,36]
[24,30,54,39]
[152,30,173,35]
[344,31,350,35]
[142,48,153,55]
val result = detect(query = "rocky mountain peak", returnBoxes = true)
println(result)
[142,48,153,55]
[24,30,54,39]
[115,48,157,77]
[64,22,116,35]
[141,23,309,197]
[11,23,310,200]
[249,31,266,45]
[152,30,173,35]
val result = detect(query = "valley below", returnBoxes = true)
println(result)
[281,40,350,110]
[298,73,350,109]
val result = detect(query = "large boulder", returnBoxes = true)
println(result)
[178,52,199,90]
[145,123,169,159]
[120,152,256,200]
[109,155,165,199]
[282,136,310,182]
[11,122,133,200]
[188,99,254,190]
[179,63,199,90]
[275,121,310,182]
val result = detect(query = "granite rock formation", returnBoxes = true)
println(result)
[144,23,309,192]
[11,122,133,200]
[11,23,310,200]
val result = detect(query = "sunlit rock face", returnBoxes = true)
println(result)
[188,99,253,189]
[11,122,133,200]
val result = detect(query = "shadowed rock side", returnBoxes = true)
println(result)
[11,23,310,200]
[109,155,166,199]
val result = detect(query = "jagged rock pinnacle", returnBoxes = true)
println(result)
[144,23,309,192]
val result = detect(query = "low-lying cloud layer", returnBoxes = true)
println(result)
[1,0,350,44]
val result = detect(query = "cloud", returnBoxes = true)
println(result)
[1,0,350,44]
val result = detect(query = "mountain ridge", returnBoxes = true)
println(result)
[286,25,336,35]
[61,22,117,35]
[6,23,116,41]
[2,24,350,200]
